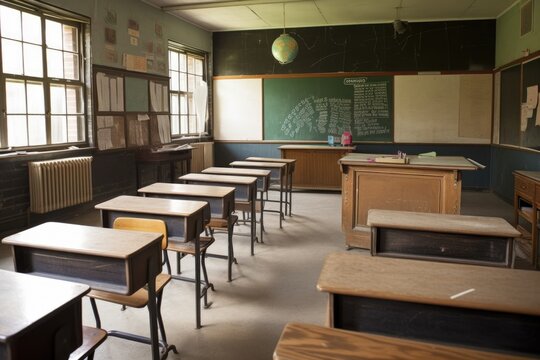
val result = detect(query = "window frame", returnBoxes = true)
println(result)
[168,42,209,138]
[0,1,89,150]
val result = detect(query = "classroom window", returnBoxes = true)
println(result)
[0,2,87,148]
[168,45,207,136]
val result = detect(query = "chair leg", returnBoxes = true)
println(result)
[156,290,179,356]
[201,250,214,292]
[89,297,102,329]
[176,252,182,274]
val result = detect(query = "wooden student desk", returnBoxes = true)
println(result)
[368,209,520,267]
[95,195,209,329]
[273,322,528,360]
[135,146,192,188]
[245,157,296,216]
[317,253,540,357]
[230,160,287,228]
[513,170,540,268]
[180,173,259,255]
[0,270,90,360]
[338,153,478,249]
[139,182,237,282]
[2,222,162,360]
[202,167,271,243]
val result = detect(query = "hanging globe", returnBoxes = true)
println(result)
[271,33,299,65]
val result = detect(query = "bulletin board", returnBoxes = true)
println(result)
[93,65,170,151]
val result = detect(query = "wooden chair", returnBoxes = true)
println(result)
[87,217,178,359]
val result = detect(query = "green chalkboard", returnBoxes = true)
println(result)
[125,77,149,112]
[263,76,393,141]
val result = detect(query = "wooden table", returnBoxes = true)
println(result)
[245,157,296,216]
[0,269,89,360]
[317,252,540,357]
[139,182,237,282]
[513,170,540,268]
[339,154,478,249]
[95,195,209,329]
[230,160,287,228]
[135,145,192,188]
[180,173,258,255]
[273,322,528,360]
[2,222,163,359]
[279,145,355,191]
[368,209,520,267]
[202,167,270,242]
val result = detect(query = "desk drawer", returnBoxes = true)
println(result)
[515,175,535,199]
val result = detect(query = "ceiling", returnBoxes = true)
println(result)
[142,0,518,32]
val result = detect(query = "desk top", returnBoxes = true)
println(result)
[96,195,207,218]
[203,167,271,177]
[367,210,521,238]
[279,145,355,151]
[3,222,162,259]
[245,157,296,164]
[0,269,89,343]
[317,253,540,316]
[230,160,286,169]
[180,173,257,185]
[338,153,478,171]
[139,182,234,198]
[273,322,527,360]
[514,170,540,183]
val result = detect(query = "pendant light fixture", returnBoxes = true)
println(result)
[271,3,299,65]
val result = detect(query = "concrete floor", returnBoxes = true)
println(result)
[0,190,527,359]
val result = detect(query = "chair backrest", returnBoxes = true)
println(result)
[113,217,168,250]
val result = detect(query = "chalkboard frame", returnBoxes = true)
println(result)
[262,73,394,142]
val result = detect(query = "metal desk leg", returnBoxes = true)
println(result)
[259,190,264,243]
[288,171,293,216]
[195,225,202,329]
[251,193,256,256]
[227,216,234,281]
[279,174,284,228]
[146,260,160,360]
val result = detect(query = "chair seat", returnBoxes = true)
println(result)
[168,236,214,255]
[236,200,263,212]
[88,273,172,308]
[69,326,107,360]
[208,214,238,229]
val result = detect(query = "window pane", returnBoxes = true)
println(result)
[171,115,179,135]
[6,80,26,113]
[195,58,203,76]
[7,115,27,146]
[169,51,178,71]
[2,39,23,74]
[180,115,188,134]
[45,20,62,49]
[187,56,194,73]
[180,94,187,114]
[23,43,43,77]
[51,115,67,143]
[50,84,66,114]
[66,86,82,113]
[189,115,197,134]
[1,6,22,40]
[63,52,79,80]
[180,73,187,92]
[179,53,186,71]
[28,115,46,145]
[62,24,78,52]
[22,12,41,44]
[67,115,83,142]
[188,74,195,91]
[170,71,179,91]
[47,49,63,78]
[26,82,45,114]
[170,94,179,115]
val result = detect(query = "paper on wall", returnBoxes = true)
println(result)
[137,114,150,121]
[520,104,529,132]
[526,85,538,109]
[97,128,113,150]
[157,115,171,144]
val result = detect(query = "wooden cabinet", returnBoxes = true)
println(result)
[279,145,354,190]
[339,154,478,249]
[513,171,540,268]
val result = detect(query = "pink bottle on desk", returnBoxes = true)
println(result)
[341,131,352,146]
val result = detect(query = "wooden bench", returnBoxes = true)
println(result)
[367,209,520,267]
[274,322,528,360]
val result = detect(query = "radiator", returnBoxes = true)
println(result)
[29,156,93,213]
[190,142,214,172]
